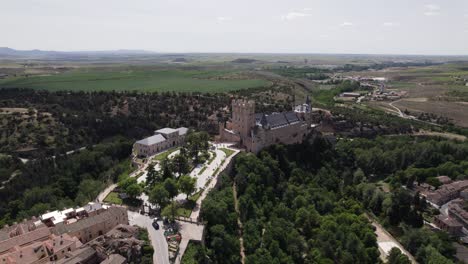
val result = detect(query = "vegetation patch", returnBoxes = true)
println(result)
[103,192,123,205]
[220,148,235,157]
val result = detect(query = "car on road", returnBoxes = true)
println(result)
[152,220,160,230]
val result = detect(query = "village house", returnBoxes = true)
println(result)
[0,203,128,264]
[219,98,316,153]
[448,199,468,230]
[133,127,188,158]
[434,215,463,236]
[423,180,468,206]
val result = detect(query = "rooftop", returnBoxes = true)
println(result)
[53,207,127,235]
[155,127,178,134]
[436,215,463,227]
[176,127,188,136]
[257,112,301,129]
[135,134,166,146]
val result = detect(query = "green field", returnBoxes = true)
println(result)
[0,69,269,93]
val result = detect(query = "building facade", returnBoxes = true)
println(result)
[134,127,188,158]
[219,98,314,153]
[0,203,128,264]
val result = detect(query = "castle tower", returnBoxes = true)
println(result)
[231,99,255,140]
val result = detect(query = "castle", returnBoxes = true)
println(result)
[219,98,315,153]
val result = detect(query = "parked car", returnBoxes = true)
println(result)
[152,220,160,230]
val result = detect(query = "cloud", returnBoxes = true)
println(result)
[281,12,311,21]
[340,22,353,27]
[217,16,232,22]
[424,4,440,16]
[383,22,399,27]
[281,8,314,21]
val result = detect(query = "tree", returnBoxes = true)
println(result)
[163,178,179,199]
[178,175,197,199]
[186,131,210,164]
[149,184,170,208]
[172,154,190,176]
[353,168,366,184]
[126,183,143,199]
[163,178,179,219]
[146,164,159,187]
[387,247,411,264]
[160,158,173,180]
[118,177,137,190]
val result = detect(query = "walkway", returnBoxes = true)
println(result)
[368,215,417,263]
[190,145,239,220]
[233,182,246,264]
[174,145,240,264]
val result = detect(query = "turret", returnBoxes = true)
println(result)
[231,99,255,139]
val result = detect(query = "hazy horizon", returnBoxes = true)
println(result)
[2,0,468,56]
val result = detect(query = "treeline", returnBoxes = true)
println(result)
[0,88,229,158]
[336,61,442,72]
[270,67,330,80]
[0,137,132,226]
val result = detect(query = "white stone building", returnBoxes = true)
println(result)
[134,127,188,158]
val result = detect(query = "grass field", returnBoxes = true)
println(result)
[103,192,123,205]
[0,68,269,93]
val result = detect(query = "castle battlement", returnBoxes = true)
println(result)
[232,99,255,108]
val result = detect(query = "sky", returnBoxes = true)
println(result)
[1,0,468,55]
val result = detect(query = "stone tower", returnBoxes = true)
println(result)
[231,99,255,140]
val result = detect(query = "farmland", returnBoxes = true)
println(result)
[0,68,269,93]
[355,63,468,127]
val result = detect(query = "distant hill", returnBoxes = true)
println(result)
[232,58,259,63]
[0,47,155,58]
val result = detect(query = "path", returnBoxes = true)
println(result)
[190,145,239,220]
[389,99,406,118]
[368,215,417,263]
[97,183,117,203]
[233,182,246,264]
[174,145,240,264]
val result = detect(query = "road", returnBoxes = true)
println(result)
[129,211,169,264]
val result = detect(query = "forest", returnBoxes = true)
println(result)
[0,88,229,158]
[0,137,133,226]
[183,135,463,264]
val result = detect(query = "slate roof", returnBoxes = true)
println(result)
[155,128,178,134]
[255,113,263,123]
[254,112,302,129]
[176,127,188,136]
[135,134,166,146]
[266,113,289,128]
[284,112,300,124]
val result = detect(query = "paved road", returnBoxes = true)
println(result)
[129,211,169,264]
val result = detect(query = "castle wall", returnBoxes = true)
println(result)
[220,99,313,153]
[246,122,309,153]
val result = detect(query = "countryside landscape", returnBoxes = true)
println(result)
[2,0,468,264]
